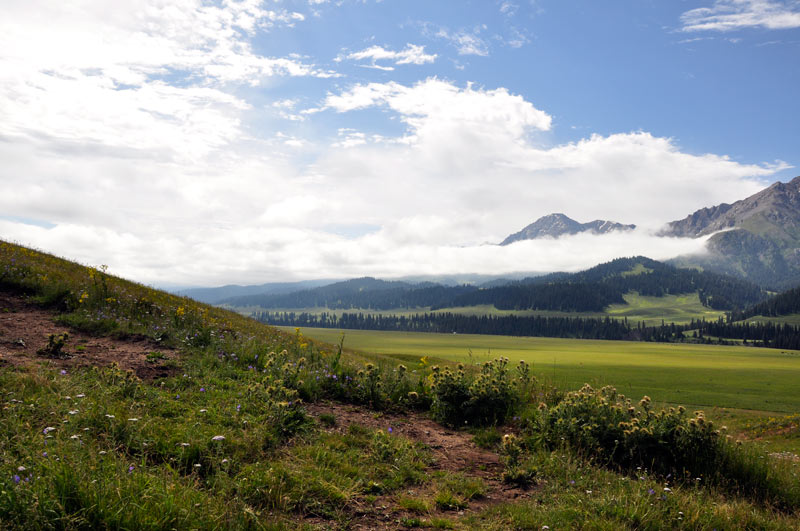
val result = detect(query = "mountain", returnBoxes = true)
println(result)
[218,277,427,308]
[664,176,800,289]
[178,279,336,304]
[500,213,635,245]
[224,257,765,313]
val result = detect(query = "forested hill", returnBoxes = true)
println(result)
[732,285,800,321]
[219,257,767,313]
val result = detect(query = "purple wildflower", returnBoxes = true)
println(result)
[13,475,20,484]
[60,370,67,375]
[236,404,241,412]
[128,465,134,474]
[387,427,393,433]
[199,387,205,392]
[648,489,655,495]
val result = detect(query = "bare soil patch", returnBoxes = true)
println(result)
[0,290,176,380]
[306,402,533,529]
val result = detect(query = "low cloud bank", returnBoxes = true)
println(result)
[0,221,710,287]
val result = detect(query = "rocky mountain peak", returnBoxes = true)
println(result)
[500,214,635,245]
[663,176,800,238]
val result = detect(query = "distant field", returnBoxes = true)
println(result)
[742,314,800,326]
[286,327,800,413]
[239,291,725,326]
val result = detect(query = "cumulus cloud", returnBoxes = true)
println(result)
[0,0,335,162]
[315,78,553,144]
[0,4,789,290]
[343,44,436,70]
[681,0,800,32]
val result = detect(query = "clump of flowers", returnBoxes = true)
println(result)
[501,433,537,487]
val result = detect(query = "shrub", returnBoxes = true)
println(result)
[430,358,522,427]
[531,384,800,509]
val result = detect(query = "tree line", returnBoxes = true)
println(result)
[254,311,800,350]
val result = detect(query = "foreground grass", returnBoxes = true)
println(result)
[0,365,430,528]
[466,450,800,530]
[285,327,800,413]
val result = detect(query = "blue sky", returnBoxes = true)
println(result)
[1,0,798,285]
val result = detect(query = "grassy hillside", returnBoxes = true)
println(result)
[2,241,800,529]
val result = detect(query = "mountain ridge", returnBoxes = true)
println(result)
[664,175,800,289]
[500,213,636,245]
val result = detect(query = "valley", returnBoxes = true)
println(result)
[279,326,800,414]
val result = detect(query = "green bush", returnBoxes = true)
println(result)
[531,384,800,509]
[430,358,522,427]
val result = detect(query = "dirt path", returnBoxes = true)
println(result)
[0,290,176,380]
[306,402,532,529]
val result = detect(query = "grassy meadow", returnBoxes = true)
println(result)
[286,327,800,413]
[2,240,800,529]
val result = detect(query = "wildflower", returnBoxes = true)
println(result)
[128,465,134,474]
[60,370,67,375]
[387,427,393,434]
[648,489,655,495]
[199,409,207,413]
[104,414,115,419]
[43,426,56,434]
[127,418,139,422]
[13,474,21,484]
[236,404,241,412]
[199,387,205,392]
[211,435,225,441]
[663,487,671,493]
[68,410,78,415]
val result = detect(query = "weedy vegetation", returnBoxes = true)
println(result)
[1,240,799,529]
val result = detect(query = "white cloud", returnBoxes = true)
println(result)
[0,0,335,162]
[681,0,800,32]
[316,78,553,145]
[0,0,790,291]
[344,44,437,70]
[435,27,490,56]
[499,2,519,17]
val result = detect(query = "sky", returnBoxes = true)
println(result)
[1,0,799,287]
